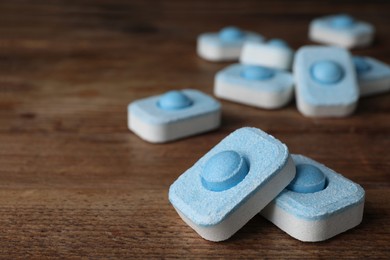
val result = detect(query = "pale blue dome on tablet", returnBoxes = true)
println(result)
[353,56,372,74]
[158,91,193,110]
[311,60,344,84]
[201,150,249,192]
[219,26,245,41]
[330,14,355,29]
[241,65,274,80]
[287,164,326,193]
[268,39,289,48]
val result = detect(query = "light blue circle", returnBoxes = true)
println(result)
[353,56,372,74]
[201,150,249,192]
[157,91,193,110]
[330,14,355,29]
[268,39,289,48]
[219,26,244,41]
[241,66,274,80]
[287,164,326,193]
[311,60,344,84]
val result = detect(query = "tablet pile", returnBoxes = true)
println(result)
[204,14,388,117]
[169,127,365,242]
[125,13,385,242]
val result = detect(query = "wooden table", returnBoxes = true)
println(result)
[0,1,389,258]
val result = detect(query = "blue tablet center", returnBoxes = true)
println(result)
[158,91,193,110]
[311,60,344,84]
[353,56,372,74]
[268,39,289,48]
[330,15,355,29]
[201,150,249,192]
[287,164,326,193]
[219,26,244,41]
[241,66,274,80]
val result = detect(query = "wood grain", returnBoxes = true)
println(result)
[0,0,389,258]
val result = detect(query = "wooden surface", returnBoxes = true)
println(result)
[0,0,389,258]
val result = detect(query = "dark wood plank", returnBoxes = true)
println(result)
[0,0,389,258]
